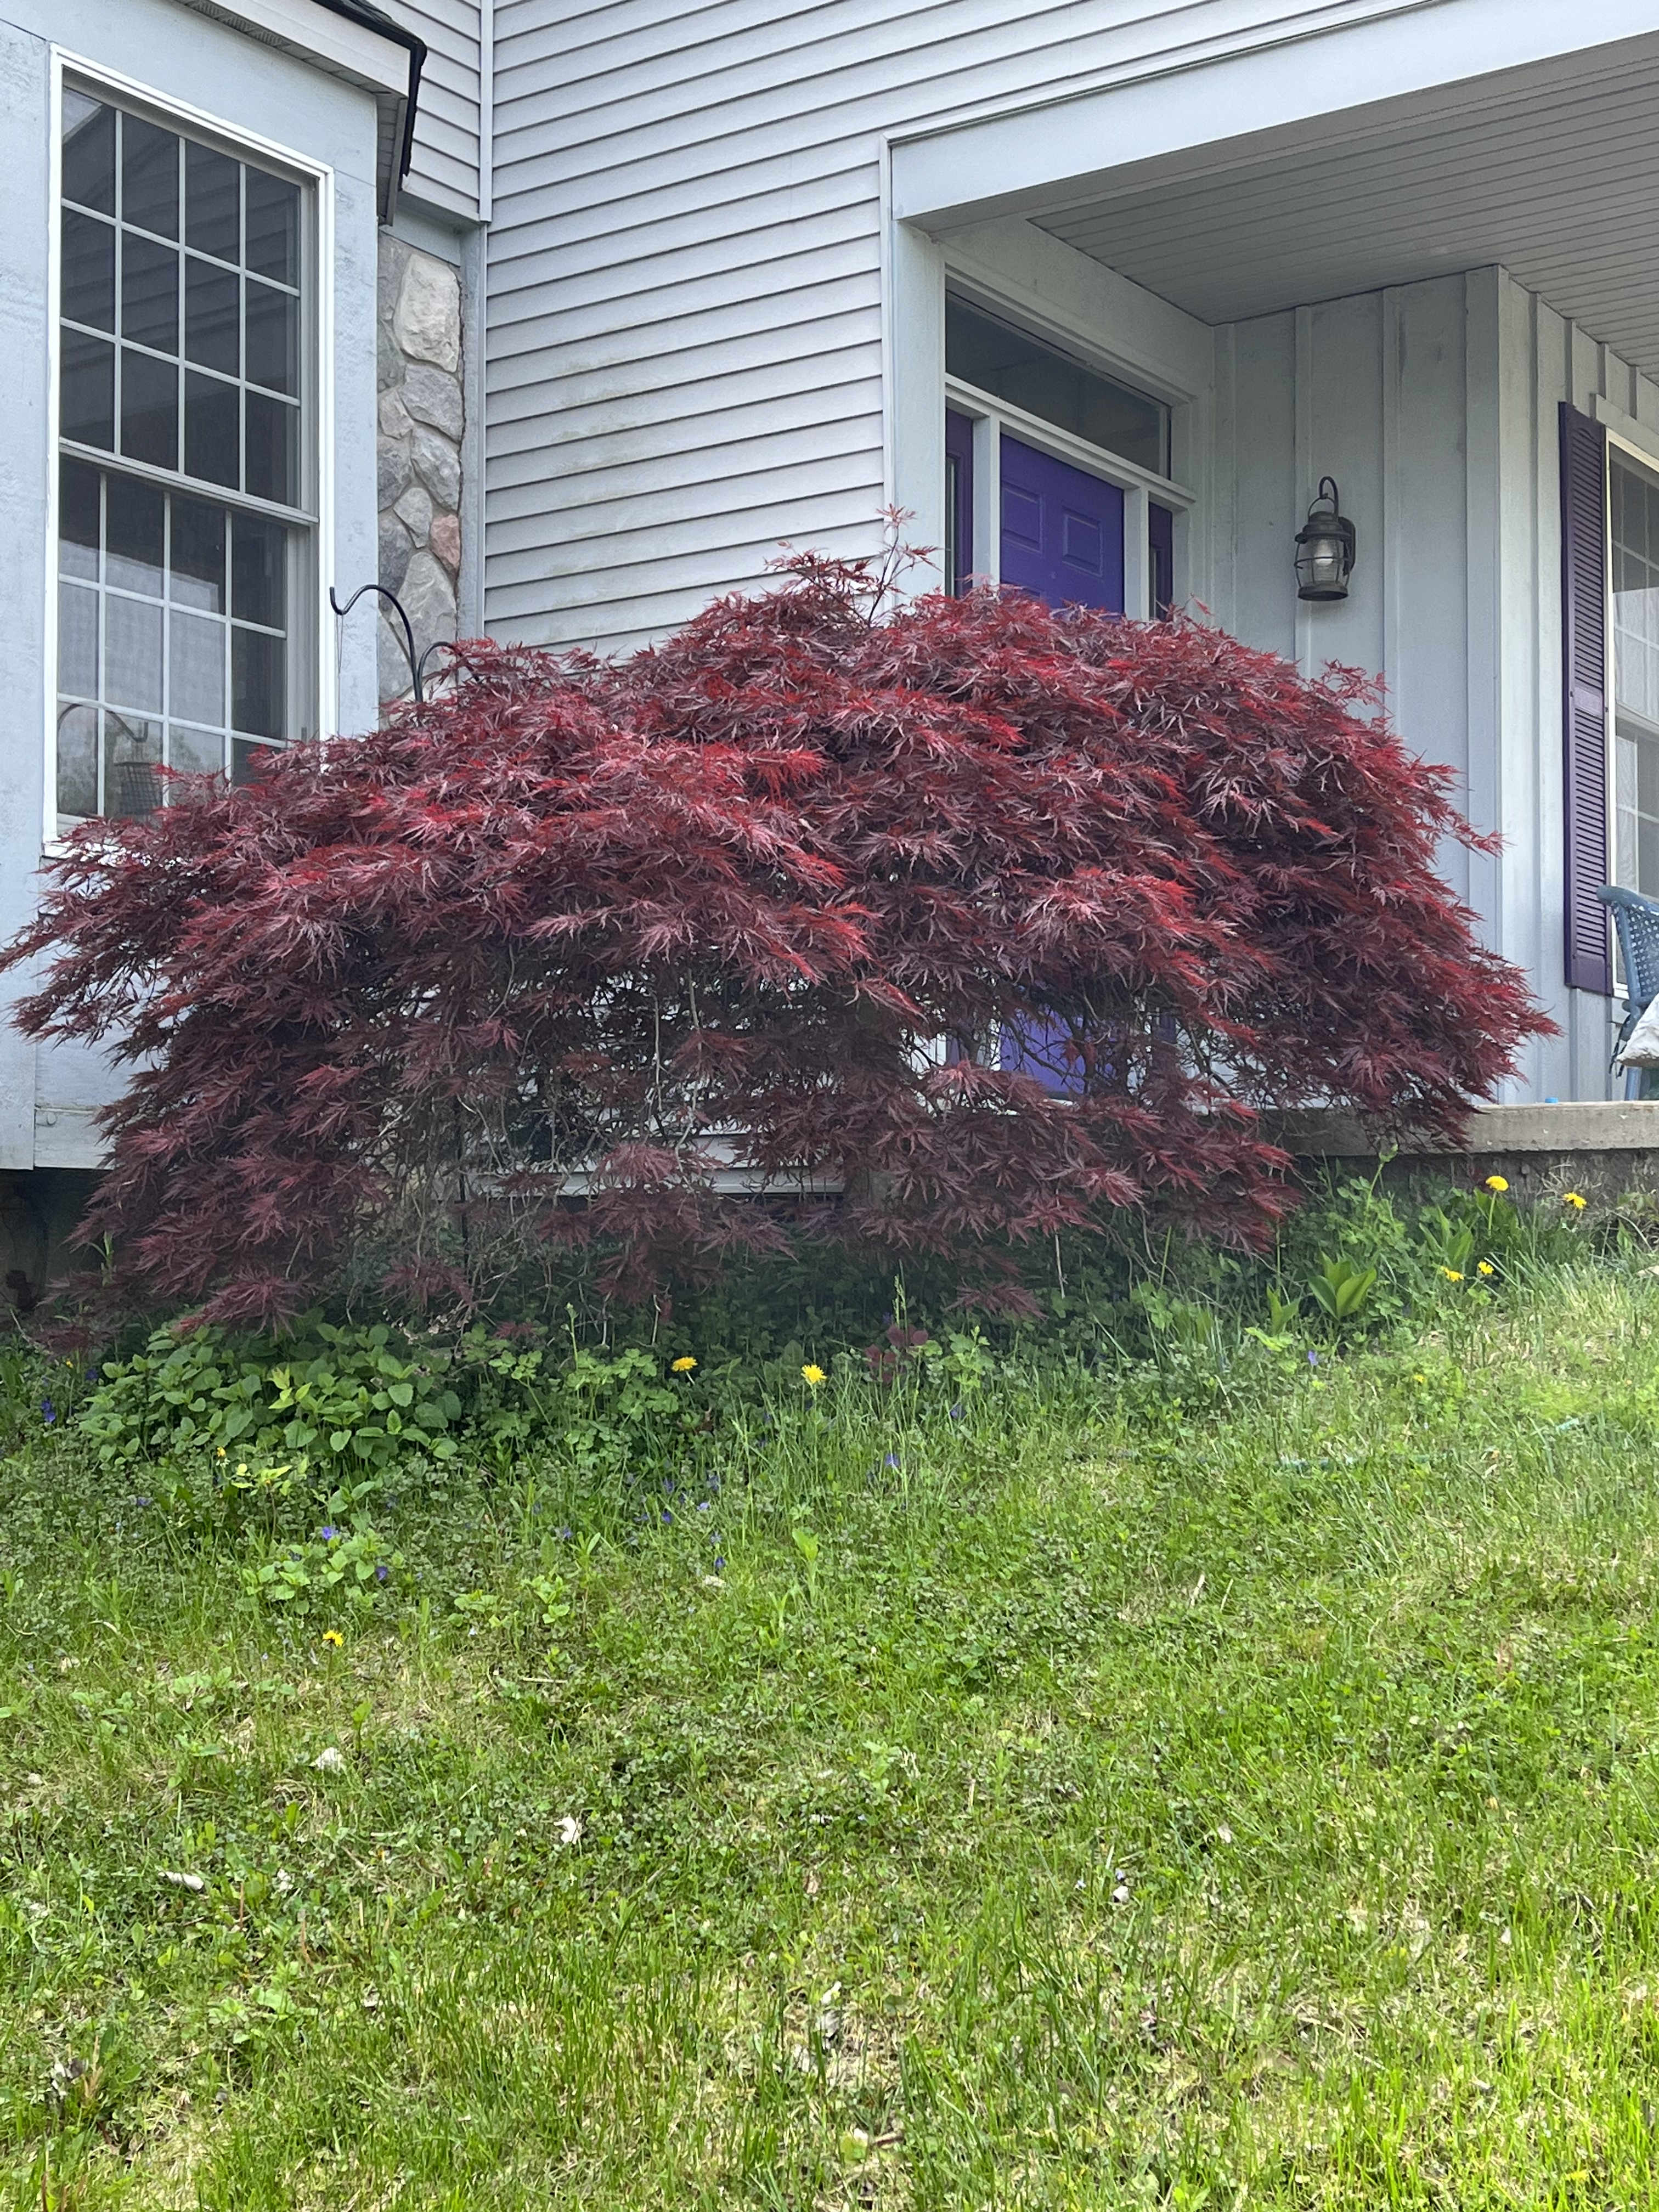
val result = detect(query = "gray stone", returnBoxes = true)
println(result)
[376,437,412,509]
[394,482,432,544]
[394,250,461,374]
[399,548,458,663]
[377,322,404,393]
[377,608,413,703]
[378,386,414,442]
[377,233,410,328]
[402,362,463,443]
[378,511,412,597]
[411,424,460,511]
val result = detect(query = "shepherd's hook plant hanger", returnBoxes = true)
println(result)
[329,582,452,705]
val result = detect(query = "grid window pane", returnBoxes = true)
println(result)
[61,328,114,448]
[233,628,284,737]
[59,582,99,696]
[59,459,101,578]
[121,232,178,351]
[244,391,297,504]
[57,704,100,817]
[185,257,239,375]
[106,475,165,595]
[186,141,240,261]
[184,370,239,487]
[233,514,286,627]
[245,170,298,285]
[245,281,296,395]
[106,716,163,817]
[120,347,178,469]
[170,610,226,725]
[171,496,226,611]
[122,116,179,239]
[106,596,164,712]
[170,724,226,778]
[64,98,115,213]
[63,210,115,330]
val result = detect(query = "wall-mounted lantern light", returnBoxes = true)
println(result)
[1294,477,1357,601]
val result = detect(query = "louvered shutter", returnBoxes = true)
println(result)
[1560,403,1612,994]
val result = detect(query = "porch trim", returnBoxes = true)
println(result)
[891,0,1659,233]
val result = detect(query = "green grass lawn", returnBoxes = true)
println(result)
[7,1262,1659,2207]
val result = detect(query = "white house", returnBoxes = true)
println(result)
[7,0,1659,1285]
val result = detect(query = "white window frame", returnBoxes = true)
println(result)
[44,46,336,849]
[941,275,1197,621]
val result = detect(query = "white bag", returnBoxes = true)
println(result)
[1616,994,1659,1068]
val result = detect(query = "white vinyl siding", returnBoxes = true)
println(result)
[484,0,1421,653]
[385,0,485,222]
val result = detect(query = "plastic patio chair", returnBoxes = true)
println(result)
[1598,884,1659,1097]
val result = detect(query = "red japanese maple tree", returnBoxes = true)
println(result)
[3,556,1546,1325]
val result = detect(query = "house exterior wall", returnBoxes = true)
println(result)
[1212,266,1659,1105]
[0,0,386,1175]
[483,0,1421,655]
[383,0,488,223]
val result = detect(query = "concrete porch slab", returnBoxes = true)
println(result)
[1271,1101,1659,1207]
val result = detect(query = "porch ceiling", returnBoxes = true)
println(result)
[1031,44,1659,370]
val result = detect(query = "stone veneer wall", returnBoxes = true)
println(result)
[376,236,464,703]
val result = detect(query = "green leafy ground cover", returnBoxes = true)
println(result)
[6,1210,1659,2207]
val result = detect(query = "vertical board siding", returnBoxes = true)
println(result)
[385,0,484,221]
[1215,267,1659,1102]
[484,0,1421,651]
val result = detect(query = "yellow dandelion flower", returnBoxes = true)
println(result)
[321,1629,344,1649]
[1563,1190,1587,1210]
[671,1355,697,1373]
[1484,1174,1509,1194]
[1477,1260,1496,1277]
[1412,1372,1427,1384]
[801,1363,827,1387]
[217,1445,227,1458]
[1441,1267,1464,1282]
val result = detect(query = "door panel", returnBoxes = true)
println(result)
[996,436,1128,1091]
[998,434,1125,613]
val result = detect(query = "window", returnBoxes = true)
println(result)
[946,294,1169,478]
[55,86,311,826]
[1612,452,1659,901]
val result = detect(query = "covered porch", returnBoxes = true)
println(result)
[888,0,1659,1105]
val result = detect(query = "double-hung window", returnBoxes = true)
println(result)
[55,84,314,828]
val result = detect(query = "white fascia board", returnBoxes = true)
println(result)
[892,0,1659,230]
[172,0,409,95]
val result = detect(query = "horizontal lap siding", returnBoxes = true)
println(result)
[486,0,1421,650]
[386,0,484,220]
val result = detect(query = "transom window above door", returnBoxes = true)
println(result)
[946,293,1169,477]
[55,85,313,831]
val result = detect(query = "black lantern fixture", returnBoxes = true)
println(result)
[1294,477,1357,601]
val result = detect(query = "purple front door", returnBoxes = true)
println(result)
[999,435,1125,613]
[995,438,1125,1090]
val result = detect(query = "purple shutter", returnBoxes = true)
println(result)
[1561,402,1612,995]
[945,408,974,595]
